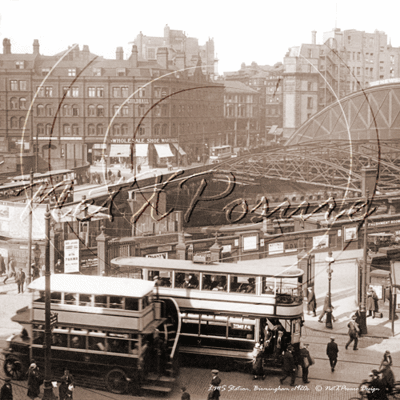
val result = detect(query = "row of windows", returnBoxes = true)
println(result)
[9,98,27,110]
[150,270,300,296]
[36,123,130,136]
[33,325,140,355]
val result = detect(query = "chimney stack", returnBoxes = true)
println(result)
[82,45,89,63]
[33,39,40,55]
[116,47,124,61]
[157,47,168,69]
[175,51,185,70]
[72,44,79,60]
[312,31,317,45]
[3,38,11,55]
[130,45,138,68]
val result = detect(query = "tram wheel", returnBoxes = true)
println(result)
[106,368,129,394]
[3,355,25,380]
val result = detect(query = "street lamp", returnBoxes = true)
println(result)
[325,251,335,329]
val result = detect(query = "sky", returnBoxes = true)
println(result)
[1,0,400,73]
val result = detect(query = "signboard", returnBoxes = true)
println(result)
[193,251,211,264]
[344,226,358,242]
[269,242,284,254]
[111,137,179,144]
[231,323,252,331]
[243,235,258,251]
[222,245,232,253]
[146,252,168,259]
[0,201,46,240]
[64,239,80,273]
[313,235,329,249]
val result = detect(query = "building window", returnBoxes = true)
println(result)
[154,124,160,136]
[42,68,50,76]
[161,105,168,116]
[88,87,95,97]
[113,105,120,116]
[138,105,145,116]
[97,124,103,136]
[357,67,361,76]
[63,124,71,135]
[113,87,121,98]
[10,98,18,110]
[121,87,129,98]
[147,48,156,59]
[121,124,128,135]
[19,117,25,129]
[122,106,129,116]
[62,105,70,117]
[72,87,79,97]
[161,124,168,136]
[93,68,102,76]
[97,87,104,98]
[116,68,126,77]
[63,87,71,97]
[88,105,96,116]
[154,105,161,117]
[19,98,27,109]
[88,124,95,135]
[113,125,121,136]
[391,55,395,65]
[44,87,52,97]
[154,87,162,98]
[10,81,18,91]
[357,52,361,61]
[15,61,24,69]
[68,68,76,77]
[307,97,313,109]
[72,124,79,136]
[37,104,45,116]
[72,105,79,116]
[46,105,52,116]
[45,124,52,136]
[171,123,176,134]
[37,124,44,135]
[390,67,395,78]
[139,126,145,136]
[348,35,351,44]
[97,105,104,117]
[307,82,312,91]
[138,88,146,98]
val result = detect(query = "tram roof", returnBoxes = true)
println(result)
[28,274,155,297]
[111,256,303,277]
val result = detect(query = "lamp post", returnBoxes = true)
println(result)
[325,251,335,329]
[42,204,56,399]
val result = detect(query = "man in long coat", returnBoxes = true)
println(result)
[299,343,313,383]
[367,286,379,318]
[326,336,339,372]
[307,287,317,317]
[279,346,296,386]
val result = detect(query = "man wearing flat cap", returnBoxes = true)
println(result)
[0,377,13,400]
[208,369,221,399]
[326,336,339,372]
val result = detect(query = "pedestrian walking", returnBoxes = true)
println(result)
[117,170,121,178]
[137,164,141,174]
[379,361,395,395]
[251,342,265,380]
[15,268,25,294]
[280,345,296,386]
[208,369,221,400]
[345,315,360,350]
[367,286,379,318]
[0,253,6,275]
[299,343,313,383]
[4,257,16,284]
[181,386,190,400]
[326,336,339,372]
[318,293,335,322]
[59,368,74,400]
[307,287,317,317]
[27,361,43,399]
[0,377,13,400]
[379,350,393,370]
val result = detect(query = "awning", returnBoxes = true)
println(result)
[154,144,174,158]
[275,128,283,136]
[391,261,400,288]
[135,144,148,157]
[268,125,278,134]
[172,143,187,156]
[109,144,130,157]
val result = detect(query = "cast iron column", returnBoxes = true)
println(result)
[325,251,335,329]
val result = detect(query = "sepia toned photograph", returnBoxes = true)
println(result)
[0,0,400,399]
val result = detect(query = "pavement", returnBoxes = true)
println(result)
[0,248,399,399]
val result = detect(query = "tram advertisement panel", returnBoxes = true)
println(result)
[64,239,80,273]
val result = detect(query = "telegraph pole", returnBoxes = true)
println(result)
[27,170,33,283]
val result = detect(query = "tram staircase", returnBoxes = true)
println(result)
[140,298,181,395]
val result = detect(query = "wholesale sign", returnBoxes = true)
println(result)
[64,239,80,273]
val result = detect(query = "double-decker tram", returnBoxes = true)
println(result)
[110,257,304,371]
[3,274,179,395]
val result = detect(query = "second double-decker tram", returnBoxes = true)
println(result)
[110,257,304,370]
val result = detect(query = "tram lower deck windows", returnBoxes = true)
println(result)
[202,275,227,291]
[125,297,139,311]
[175,272,199,289]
